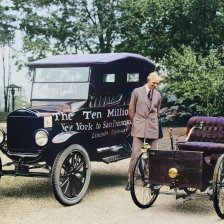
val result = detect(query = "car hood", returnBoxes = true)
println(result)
[28,100,86,115]
[8,103,73,119]
[30,104,71,114]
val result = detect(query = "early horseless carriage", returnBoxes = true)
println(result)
[130,116,224,219]
[0,53,156,205]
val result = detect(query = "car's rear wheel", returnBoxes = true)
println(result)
[213,154,224,219]
[51,144,91,206]
[130,153,159,208]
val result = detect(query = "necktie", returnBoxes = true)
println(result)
[148,90,151,99]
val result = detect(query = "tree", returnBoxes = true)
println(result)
[12,0,119,59]
[161,46,224,121]
[10,0,224,62]
[0,1,17,112]
[116,0,224,60]
[116,0,174,59]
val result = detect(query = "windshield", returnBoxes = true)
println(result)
[31,67,90,100]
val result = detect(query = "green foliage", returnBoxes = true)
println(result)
[116,0,224,60]
[0,3,16,45]
[0,1,18,112]
[11,0,119,58]
[162,46,224,118]
[2,0,224,121]
[7,0,224,61]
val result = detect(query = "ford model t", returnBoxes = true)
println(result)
[130,116,224,219]
[0,53,155,205]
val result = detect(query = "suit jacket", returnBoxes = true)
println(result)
[128,84,162,139]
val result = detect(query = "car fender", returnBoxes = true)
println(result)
[52,131,80,144]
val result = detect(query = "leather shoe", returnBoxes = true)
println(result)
[205,187,213,197]
[152,185,161,190]
[125,182,130,191]
[143,179,150,188]
[151,185,161,192]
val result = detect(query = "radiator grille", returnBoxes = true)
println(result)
[7,115,43,153]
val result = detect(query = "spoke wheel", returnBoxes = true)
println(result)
[51,144,91,206]
[130,153,159,208]
[213,154,224,219]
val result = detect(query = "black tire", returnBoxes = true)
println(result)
[130,153,159,208]
[51,144,91,206]
[213,154,224,219]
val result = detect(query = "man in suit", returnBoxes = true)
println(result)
[125,71,163,190]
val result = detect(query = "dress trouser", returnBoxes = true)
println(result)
[128,137,158,182]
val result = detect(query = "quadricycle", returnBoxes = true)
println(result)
[130,116,224,219]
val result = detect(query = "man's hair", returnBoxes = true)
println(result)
[147,71,163,82]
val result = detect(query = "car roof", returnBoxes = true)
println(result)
[27,52,155,69]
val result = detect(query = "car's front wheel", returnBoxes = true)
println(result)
[51,144,91,206]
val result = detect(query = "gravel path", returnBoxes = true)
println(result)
[0,127,222,223]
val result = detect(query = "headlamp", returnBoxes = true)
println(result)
[35,129,49,147]
[168,168,178,179]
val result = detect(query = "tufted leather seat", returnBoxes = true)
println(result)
[177,116,224,153]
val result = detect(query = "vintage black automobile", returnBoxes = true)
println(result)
[130,116,224,219]
[0,52,155,205]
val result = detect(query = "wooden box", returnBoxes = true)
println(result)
[148,150,211,189]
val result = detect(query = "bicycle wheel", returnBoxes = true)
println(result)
[130,153,159,208]
[213,154,224,219]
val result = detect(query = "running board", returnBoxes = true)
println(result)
[0,170,50,178]
[102,154,130,164]
[97,145,123,154]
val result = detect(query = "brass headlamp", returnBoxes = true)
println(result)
[168,168,178,178]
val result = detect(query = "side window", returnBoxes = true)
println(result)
[127,73,139,82]
[103,73,115,83]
